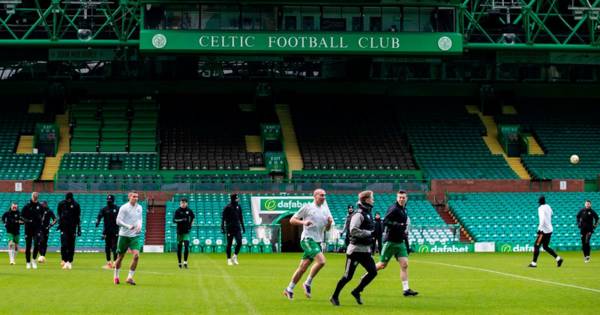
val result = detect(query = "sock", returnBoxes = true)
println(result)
[184,261,187,264]
[402,281,409,291]
[556,256,562,261]
[305,276,313,286]
[8,249,13,261]
[128,270,135,279]
[287,282,296,291]
[114,268,120,278]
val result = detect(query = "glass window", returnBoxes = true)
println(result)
[342,7,361,32]
[382,7,401,32]
[403,7,419,32]
[364,7,381,31]
[282,6,300,31]
[321,7,345,32]
[182,8,200,30]
[302,6,320,31]
[201,5,239,30]
[242,6,261,30]
[432,7,455,32]
[166,9,182,30]
[261,7,277,31]
[419,7,434,32]
[144,5,165,30]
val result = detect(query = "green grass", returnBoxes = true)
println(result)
[1,251,598,314]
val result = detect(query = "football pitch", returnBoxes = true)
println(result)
[1,251,597,315]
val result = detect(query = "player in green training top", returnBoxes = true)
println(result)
[114,191,144,285]
[376,190,418,297]
[2,202,22,265]
[283,189,334,300]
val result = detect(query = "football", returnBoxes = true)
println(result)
[570,154,580,164]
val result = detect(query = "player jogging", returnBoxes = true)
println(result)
[2,202,22,265]
[173,197,195,268]
[528,196,564,268]
[114,191,144,285]
[283,189,333,300]
[96,194,120,269]
[576,200,599,263]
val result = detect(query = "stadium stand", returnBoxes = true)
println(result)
[291,102,415,171]
[517,106,600,180]
[448,192,600,248]
[405,106,518,179]
[69,100,158,153]
[0,193,147,249]
[159,103,262,170]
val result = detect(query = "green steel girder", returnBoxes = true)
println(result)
[461,0,600,50]
[0,0,140,46]
[0,1,598,52]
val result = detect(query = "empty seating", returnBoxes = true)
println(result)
[405,106,518,179]
[449,192,599,248]
[292,102,415,171]
[159,103,256,170]
[69,100,158,153]
[518,106,600,180]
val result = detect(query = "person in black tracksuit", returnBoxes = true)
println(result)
[331,190,378,306]
[372,212,383,254]
[21,192,42,268]
[173,197,195,268]
[577,200,599,262]
[342,205,354,248]
[38,201,57,260]
[57,192,81,268]
[221,193,245,265]
[96,194,119,267]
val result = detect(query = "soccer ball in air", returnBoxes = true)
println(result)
[570,155,580,164]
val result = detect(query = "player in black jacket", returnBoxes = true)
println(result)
[2,202,22,265]
[21,192,42,269]
[577,200,599,263]
[173,197,195,268]
[37,201,57,263]
[221,193,245,265]
[375,190,418,297]
[57,192,81,270]
[96,194,119,269]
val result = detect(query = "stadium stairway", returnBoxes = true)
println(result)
[16,135,33,153]
[275,104,303,178]
[526,135,545,155]
[145,204,166,245]
[245,135,262,153]
[433,201,473,242]
[467,105,531,180]
[41,113,70,180]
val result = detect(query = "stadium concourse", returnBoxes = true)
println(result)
[2,0,600,313]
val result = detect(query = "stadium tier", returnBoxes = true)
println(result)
[159,103,263,170]
[0,154,45,180]
[69,100,158,153]
[0,193,147,249]
[518,107,600,180]
[59,153,158,171]
[292,103,415,171]
[406,106,518,180]
[449,192,600,249]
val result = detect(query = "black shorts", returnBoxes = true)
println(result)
[534,231,552,247]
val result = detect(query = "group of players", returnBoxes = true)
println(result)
[3,188,599,301]
[0,190,248,286]
[1,191,144,285]
[281,189,418,306]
